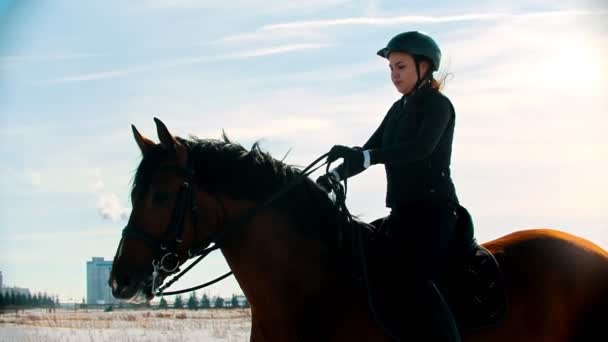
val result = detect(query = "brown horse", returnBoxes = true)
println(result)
[110,118,608,341]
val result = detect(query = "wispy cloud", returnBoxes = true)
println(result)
[0,53,101,64]
[227,43,331,58]
[0,53,102,70]
[138,0,352,14]
[36,43,331,85]
[210,116,332,140]
[213,29,326,45]
[261,10,607,31]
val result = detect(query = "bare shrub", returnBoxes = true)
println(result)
[121,313,137,321]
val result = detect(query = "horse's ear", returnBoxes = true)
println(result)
[154,117,177,150]
[154,117,187,165]
[131,124,155,156]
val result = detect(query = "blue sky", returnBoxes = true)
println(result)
[1,0,607,303]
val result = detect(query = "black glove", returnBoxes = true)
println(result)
[327,145,364,168]
[316,173,337,193]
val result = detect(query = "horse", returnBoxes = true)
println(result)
[109,118,608,341]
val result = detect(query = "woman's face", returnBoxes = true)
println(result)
[388,52,428,95]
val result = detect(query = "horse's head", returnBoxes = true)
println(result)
[109,118,216,303]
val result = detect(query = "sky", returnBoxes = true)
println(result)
[0,0,607,303]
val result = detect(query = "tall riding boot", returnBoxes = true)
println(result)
[425,281,461,342]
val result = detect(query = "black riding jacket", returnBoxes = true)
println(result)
[339,84,459,208]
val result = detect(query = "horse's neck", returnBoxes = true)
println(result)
[222,201,325,291]
[219,199,335,317]
[216,197,388,341]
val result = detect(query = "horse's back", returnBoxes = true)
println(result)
[472,229,608,341]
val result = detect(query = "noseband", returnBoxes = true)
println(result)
[121,152,330,297]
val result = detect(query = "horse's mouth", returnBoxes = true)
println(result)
[123,278,159,303]
[126,287,155,304]
[112,274,162,303]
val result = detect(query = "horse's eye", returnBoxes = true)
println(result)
[152,191,171,205]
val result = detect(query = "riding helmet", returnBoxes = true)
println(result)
[377,31,441,71]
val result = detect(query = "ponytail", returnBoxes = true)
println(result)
[430,71,452,92]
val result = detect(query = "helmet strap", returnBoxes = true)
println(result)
[406,56,431,96]
[414,55,422,85]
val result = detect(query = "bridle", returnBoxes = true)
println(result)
[121,152,330,297]
[121,164,224,296]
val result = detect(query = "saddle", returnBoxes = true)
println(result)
[346,205,507,333]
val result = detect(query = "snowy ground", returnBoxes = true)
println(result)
[0,308,251,341]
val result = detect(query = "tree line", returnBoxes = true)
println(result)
[0,291,59,308]
[157,292,249,310]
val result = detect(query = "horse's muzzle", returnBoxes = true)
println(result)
[109,271,155,302]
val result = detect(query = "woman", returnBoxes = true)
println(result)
[317,31,467,341]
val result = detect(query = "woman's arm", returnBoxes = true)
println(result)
[331,103,396,179]
[369,97,452,165]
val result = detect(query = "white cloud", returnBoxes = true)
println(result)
[89,168,130,222]
[260,9,606,31]
[96,193,129,222]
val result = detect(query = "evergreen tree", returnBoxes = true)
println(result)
[213,296,224,309]
[0,292,4,307]
[158,297,168,309]
[200,294,210,309]
[187,292,199,310]
[242,296,250,308]
[10,293,16,306]
[230,295,239,308]
[173,295,184,309]
[17,293,25,306]
[43,293,51,307]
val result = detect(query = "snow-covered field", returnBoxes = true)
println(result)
[0,308,251,341]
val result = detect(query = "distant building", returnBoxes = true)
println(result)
[0,287,31,297]
[86,257,118,305]
[0,271,31,296]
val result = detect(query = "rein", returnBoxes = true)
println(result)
[124,152,330,297]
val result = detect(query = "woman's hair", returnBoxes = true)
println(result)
[431,73,451,92]
[419,56,451,92]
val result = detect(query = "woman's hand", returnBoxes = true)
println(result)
[327,145,364,167]
[315,174,335,193]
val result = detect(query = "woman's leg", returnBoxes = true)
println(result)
[385,202,461,341]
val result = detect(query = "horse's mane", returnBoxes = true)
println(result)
[131,134,341,242]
